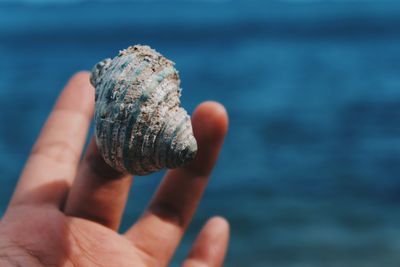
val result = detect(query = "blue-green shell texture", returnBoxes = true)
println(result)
[90,45,197,175]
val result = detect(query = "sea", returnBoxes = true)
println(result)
[1,1,400,266]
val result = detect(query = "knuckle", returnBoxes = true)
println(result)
[148,201,186,228]
[31,140,79,165]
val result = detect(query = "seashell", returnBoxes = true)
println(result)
[90,45,197,175]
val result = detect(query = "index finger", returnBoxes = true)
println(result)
[10,72,94,208]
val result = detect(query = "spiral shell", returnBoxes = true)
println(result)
[90,45,197,175]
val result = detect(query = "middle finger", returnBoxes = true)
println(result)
[64,139,132,230]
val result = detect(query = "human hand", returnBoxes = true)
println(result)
[0,72,229,267]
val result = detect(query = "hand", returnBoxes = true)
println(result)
[0,72,229,267]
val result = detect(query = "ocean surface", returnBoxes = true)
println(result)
[1,1,400,266]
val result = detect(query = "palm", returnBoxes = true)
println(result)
[0,72,229,267]
[2,206,145,266]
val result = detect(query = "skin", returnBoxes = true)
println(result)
[0,72,230,267]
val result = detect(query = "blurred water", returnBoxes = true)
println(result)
[1,1,400,266]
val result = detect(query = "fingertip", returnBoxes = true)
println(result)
[205,216,230,235]
[183,216,230,267]
[65,71,92,93]
[192,101,229,144]
[69,71,91,84]
[182,102,228,176]
[201,216,230,249]
[56,71,94,113]
[195,101,228,118]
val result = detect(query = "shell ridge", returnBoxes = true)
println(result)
[171,120,192,167]
[122,108,141,173]
[111,57,150,170]
[98,56,124,103]
[104,55,139,168]
[149,80,180,162]
[127,66,178,173]
[141,80,178,170]
[90,58,111,89]
[134,69,180,172]
[152,111,170,169]
[97,61,150,123]
[97,61,123,164]
[110,84,127,169]
[165,114,189,168]
[95,55,133,172]
[113,54,140,108]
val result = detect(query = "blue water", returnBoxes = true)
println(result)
[1,1,400,266]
